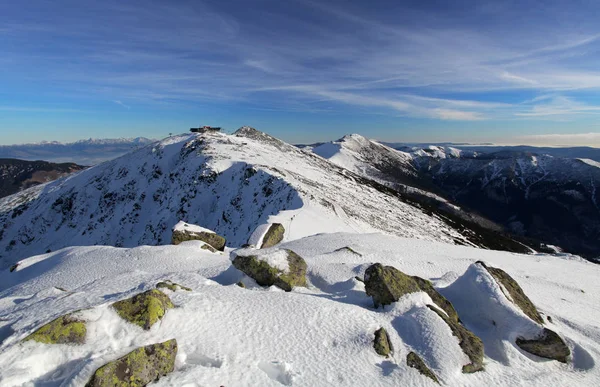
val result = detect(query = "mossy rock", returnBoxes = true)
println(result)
[171,230,226,251]
[86,339,177,387]
[9,263,19,272]
[232,249,307,292]
[427,305,484,373]
[200,243,217,253]
[477,261,543,324]
[407,352,439,384]
[260,223,285,249]
[236,281,246,288]
[156,280,191,292]
[412,276,460,323]
[373,327,393,357]
[334,246,362,256]
[364,263,420,308]
[516,328,570,363]
[112,289,174,330]
[24,314,86,345]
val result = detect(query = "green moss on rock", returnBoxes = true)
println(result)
[373,327,393,357]
[260,223,285,249]
[112,289,174,330]
[516,328,570,363]
[200,243,217,253]
[427,304,484,373]
[25,314,86,345]
[412,276,460,323]
[232,249,307,292]
[407,352,439,383]
[334,246,363,256]
[364,263,420,308]
[86,339,177,387]
[9,263,19,272]
[477,261,543,325]
[156,280,191,292]
[171,230,226,251]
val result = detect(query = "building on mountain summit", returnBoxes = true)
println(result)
[190,126,221,133]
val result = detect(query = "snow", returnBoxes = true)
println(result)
[1,233,599,386]
[173,220,215,234]
[579,158,600,169]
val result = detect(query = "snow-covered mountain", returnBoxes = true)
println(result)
[0,128,533,270]
[0,137,154,165]
[312,135,600,260]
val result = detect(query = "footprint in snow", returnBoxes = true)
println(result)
[258,361,296,386]
[186,353,224,368]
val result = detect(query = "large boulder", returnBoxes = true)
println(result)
[427,305,484,373]
[232,249,307,292]
[24,313,86,345]
[364,263,420,308]
[407,352,439,384]
[112,289,174,330]
[476,261,543,324]
[516,328,570,363]
[373,327,393,357]
[171,221,226,251]
[86,339,177,387]
[260,223,285,248]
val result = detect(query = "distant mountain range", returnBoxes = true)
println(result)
[0,159,86,199]
[0,137,155,165]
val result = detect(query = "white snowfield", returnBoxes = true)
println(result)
[0,128,478,268]
[0,233,599,386]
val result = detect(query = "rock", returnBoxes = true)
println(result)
[260,223,285,248]
[427,305,484,373]
[9,263,19,272]
[171,222,226,251]
[112,289,174,330]
[516,328,570,363]
[200,243,217,253]
[373,327,393,357]
[156,280,191,292]
[364,263,420,308]
[476,261,543,324]
[407,352,439,383]
[412,276,460,323]
[334,246,363,256]
[232,249,307,292]
[25,314,86,345]
[236,281,246,288]
[86,339,177,387]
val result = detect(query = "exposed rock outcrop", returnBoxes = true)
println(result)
[86,339,177,387]
[516,328,571,363]
[232,249,307,292]
[364,263,420,308]
[427,305,484,373]
[412,275,460,323]
[112,289,174,330]
[260,223,285,248]
[407,351,439,383]
[24,314,86,345]
[156,280,191,292]
[171,221,226,251]
[373,327,393,357]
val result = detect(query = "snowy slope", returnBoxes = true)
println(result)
[0,128,506,270]
[0,233,599,386]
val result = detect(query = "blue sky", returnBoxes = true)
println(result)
[2,0,600,146]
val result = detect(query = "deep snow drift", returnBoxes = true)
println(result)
[0,233,599,386]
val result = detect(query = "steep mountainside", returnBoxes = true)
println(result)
[0,137,154,165]
[0,128,530,270]
[313,136,600,260]
[0,159,85,199]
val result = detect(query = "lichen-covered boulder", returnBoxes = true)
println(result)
[171,221,226,251]
[86,339,177,387]
[156,280,191,292]
[407,352,439,384]
[112,289,174,330]
[260,223,285,249]
[232,249,307,292]
[476,261,543,324]
[364,263,420,308]
[412,276,460,323]
[516,328,570,363]
[427,305,484,373]
[24,314,86,345]
[200,243,217,253]
[373,327,393,357]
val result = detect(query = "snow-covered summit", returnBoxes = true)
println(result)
[0,128,510,269]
